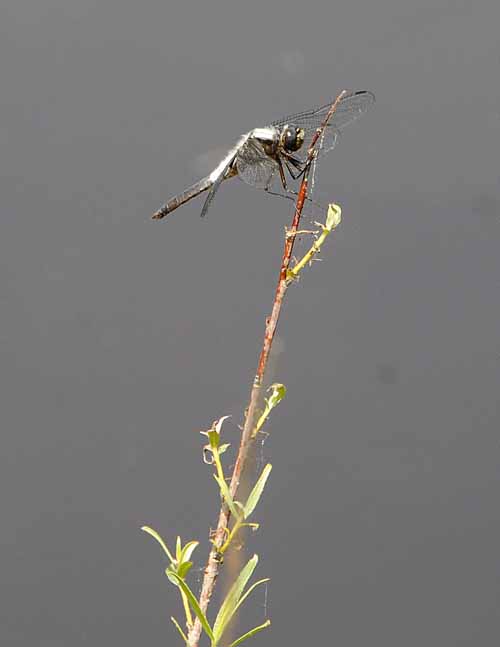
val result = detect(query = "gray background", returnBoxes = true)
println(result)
[1,0,499,645]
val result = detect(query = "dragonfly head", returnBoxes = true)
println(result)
[281,125,305,153]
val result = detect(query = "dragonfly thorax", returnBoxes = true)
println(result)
[280,125,305,153]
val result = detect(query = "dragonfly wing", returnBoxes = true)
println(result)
[236,138,279,189]
[200,152,237,218]
[271,89,374,157]
[311,127,339,156]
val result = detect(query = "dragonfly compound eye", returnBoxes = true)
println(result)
[282,125,305,152]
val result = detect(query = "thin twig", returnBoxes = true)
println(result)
[187,90,348,647]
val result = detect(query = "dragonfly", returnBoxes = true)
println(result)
[152,89,375,220]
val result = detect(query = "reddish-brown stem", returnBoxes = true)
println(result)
[186,91,348,647]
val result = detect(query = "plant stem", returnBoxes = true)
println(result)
[186,90,348,647]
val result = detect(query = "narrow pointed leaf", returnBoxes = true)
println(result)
[218,443,231,455]
[214,474,241,520]
[212,554,258,643]
[214,415,231,434]
[243,464,272,519]
[177,561,194,579]
[176,536,182,561]
[166,565,179,586]
[227,620,271,647]
[180,540,199,564]
[230,578,270,621]
[171,616,189,644]
[168,572,214,642]
[141,526,175,563]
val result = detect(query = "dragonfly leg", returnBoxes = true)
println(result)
[276,156,290,191]
[264,186,295,202]
[281,152,310,180]
[284,160,302,180]
[284,189,322,210]
[266,156,320,208]
[283,153,304,169]
[264,185,323,211]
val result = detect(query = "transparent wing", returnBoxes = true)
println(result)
[236,138,279,188]
[200,154,236,218]
[271,89,375,157]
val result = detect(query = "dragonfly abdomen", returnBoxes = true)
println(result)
[152,176,213,219]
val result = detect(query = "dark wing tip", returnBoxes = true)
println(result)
[347,89,375,104]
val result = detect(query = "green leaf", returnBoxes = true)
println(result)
[212,554,259,643]
[218,443,231,455]
[243,523,259,531]
[227,620,271,647]
[165,565,180,586]
[214,474,241,520]
[326,203,342,230]
[177,561,193,579]
[171,616,189,644]
[214,415,231,434]
[168,572,214,643]
[179,540,199,565]
[207,429,220,449]
[253,384,286,437]
[229,578,270,622]
[141,526,175,563]
[234,500,246,515]
[267,383,286,409]
[243,464,272,519]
